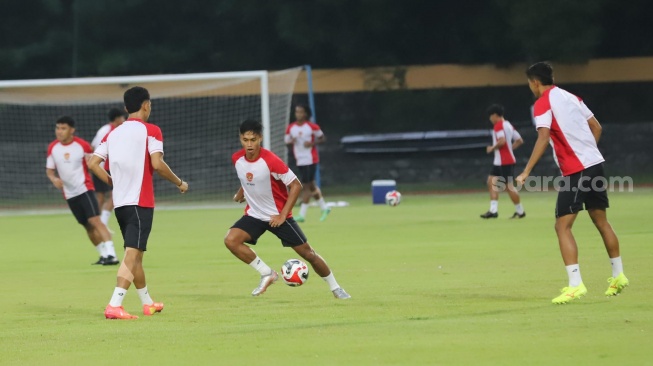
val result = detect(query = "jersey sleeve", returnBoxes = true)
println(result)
[310,122,324,138]
[579,101,594,120]
[284,123,294,144]
[46,141,57,169]
[493,123,505,140]
[77,138,93,154]
[46,155,55,169]
[265,151,297,185]
[146,124,164,155]
[91,125,110,148]
[513,129,522,141]
[533,97,552,130]
[94,141,108,160]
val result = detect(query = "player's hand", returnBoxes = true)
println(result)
[515,172,528,186]
[304,141,313,148]
[178,181,189,193]
[486,146,493,154]
[233,194,245,203]
[269,215,285,228]
[52,178,63,190]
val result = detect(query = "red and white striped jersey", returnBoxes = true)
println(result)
[284,121,323,166]
[46,137,94,199]
[232,148,298,221]
[93,119,163,208]
[533,86,604,176]
[91,123,116,170]
[492,119,521,166]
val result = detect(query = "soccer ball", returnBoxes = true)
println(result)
[385,190,401,206]
[281,259,309,286]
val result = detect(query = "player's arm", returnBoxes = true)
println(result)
[46,168,63,189]
[233,187,245,203]
[269,178,302,227]
[486,137,506,154]
[88,155,112,186]
[587,116,602,143]
[150,152,188,193]
[512,135,524,150]
[284,133,295,146]
[515,127,551,185]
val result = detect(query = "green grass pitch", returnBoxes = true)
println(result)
[0,189,651,365]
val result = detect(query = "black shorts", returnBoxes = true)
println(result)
[555,163,609,218]
[114,206,154,251]
[231,215,307,247]
[490,164,515,183]
[296,164,317,184]
[92,171,112,193]
[66,190,100,225]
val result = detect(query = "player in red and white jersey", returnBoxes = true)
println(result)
[284,104,331,222]
[226,119,350,299]
[516,62,628,304]
[45,116,118,266]
[480,104,526,219]
[90,108,126,231]
[89,87,189,319]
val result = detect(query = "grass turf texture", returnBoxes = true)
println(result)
[0,189,651,365]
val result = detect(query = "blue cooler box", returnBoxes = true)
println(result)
[371,180,397,204]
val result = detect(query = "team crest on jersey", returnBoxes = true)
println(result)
[64,153,70,160]
[246,172,253,182]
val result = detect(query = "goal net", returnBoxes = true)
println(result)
[0,67,302,211]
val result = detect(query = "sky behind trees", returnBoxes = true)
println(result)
[0,0,652,80]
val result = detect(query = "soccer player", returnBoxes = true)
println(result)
[90,108,127,231]
[89,87,189,319]
[480,104,526,219]
[46,116,119,265]
[515,61,629,304]
[225,119,351,299]
[284,104,331,222]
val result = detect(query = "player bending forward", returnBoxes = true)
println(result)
[224,119,351,299]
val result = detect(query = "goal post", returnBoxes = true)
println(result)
[0,67,302,211]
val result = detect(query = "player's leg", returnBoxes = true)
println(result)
[105,206,155,319]
[225,216,277,296]
[307,179,331,221]
[480,170,499,218]
[504,165,525,219]
[584,163,628,295]
[83,191,118,264]
[275,219,350,299]
[551,172,588,304]
[296,166,311,222]
[67,192,109,264]
[100,191,114,229]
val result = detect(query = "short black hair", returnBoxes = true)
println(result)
[526,61,554,85]
[124,86,150,114]
[239,119,263,135]
[108,107,126,121]
[486,104,505,117]
[295,103,312,118]
[56,115,75,127]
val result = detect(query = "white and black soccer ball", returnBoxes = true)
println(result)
[385,190,401,206]
[281,259,309,286]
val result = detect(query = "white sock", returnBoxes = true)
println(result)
[566,264,582,287]
[95,243,106,257]
[515,203,524,215]
[249,256,272,276]
[109,287,128,307]
[104,240,117,258]
[489,200,498,214]
[321,272,341,291]
[317,197,328,210]
[299,203,309,217]
[100,210,112,226]
[610,256,624,278]
[137,286,154,305]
